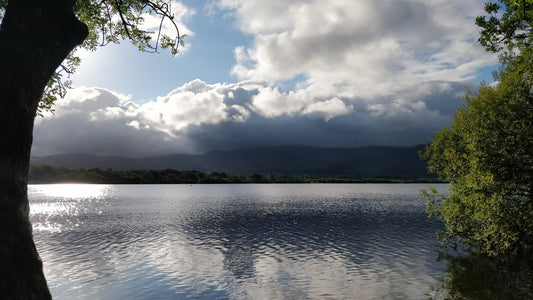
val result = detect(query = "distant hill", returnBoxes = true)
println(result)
[31,145,434,179]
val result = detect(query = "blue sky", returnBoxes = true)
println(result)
[70,1,250,101]
[32,0,499,157]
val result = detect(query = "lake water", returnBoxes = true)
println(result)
[29,183,451,299]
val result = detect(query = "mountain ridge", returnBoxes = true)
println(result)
[31,145,433,179]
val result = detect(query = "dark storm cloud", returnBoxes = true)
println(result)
[32,0,494,157]
[32,80,467,157]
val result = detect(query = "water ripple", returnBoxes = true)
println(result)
[29,183,449,299]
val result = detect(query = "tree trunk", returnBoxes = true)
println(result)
[0,0,87,298]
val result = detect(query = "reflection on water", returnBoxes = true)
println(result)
[30,184,111,199]
[29,184,112,232]
[430,252,533,299]
[29,184,454,299]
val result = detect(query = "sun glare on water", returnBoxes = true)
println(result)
[29,184,112,232]
[31,184,111,199]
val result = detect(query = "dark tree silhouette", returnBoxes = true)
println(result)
[0,0,183,298]
[0,2,87,298]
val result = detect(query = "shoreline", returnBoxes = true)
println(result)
[29,164,443,185]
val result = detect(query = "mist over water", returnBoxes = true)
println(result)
[29,184,450,299]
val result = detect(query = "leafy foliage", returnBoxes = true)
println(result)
[0,0,185,115]
[476,0,533,54]
[423,0,533,258]
[422,60,533,256]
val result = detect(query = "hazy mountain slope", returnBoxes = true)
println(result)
[31,145,432,179]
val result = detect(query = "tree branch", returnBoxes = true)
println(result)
[114,0,133,39]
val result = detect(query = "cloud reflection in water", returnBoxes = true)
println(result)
[29,184,449,299]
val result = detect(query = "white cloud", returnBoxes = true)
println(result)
[139,1,196,53]
[32,1,498,156]
[138,80,229,134]
[250,87,353,120]
[32,77,467,156]
[302,98,353,121]
[250,87,306,117]
[215,0,496,98]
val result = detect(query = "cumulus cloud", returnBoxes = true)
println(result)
[140,1,196,52]
[32,78,468,157]
[31,1,497,157]
[215,0,495,96]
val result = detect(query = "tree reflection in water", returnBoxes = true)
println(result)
[431,252,533,299]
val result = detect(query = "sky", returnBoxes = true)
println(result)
[31,0,499,157]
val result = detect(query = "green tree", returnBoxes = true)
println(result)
[476,0,533,74]
[423,0,533,258]
[0,1,183,298]
[476,0,533,53]
[423,60,533,256]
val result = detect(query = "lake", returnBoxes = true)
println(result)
[29,183,451,299]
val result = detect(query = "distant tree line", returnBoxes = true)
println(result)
[28,164,441,184]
